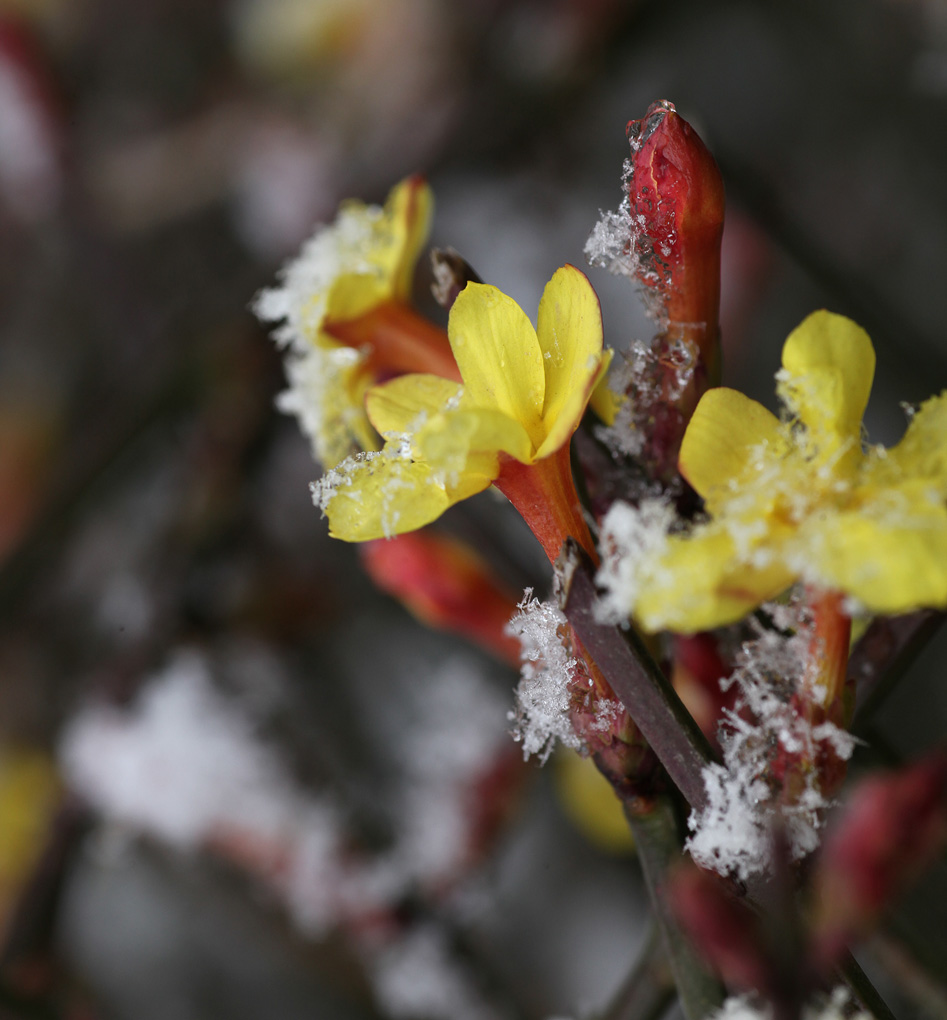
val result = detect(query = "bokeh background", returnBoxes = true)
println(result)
[2,0,947,1018]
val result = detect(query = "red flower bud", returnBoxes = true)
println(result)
[627,100,725,375]
[810,751,947,969]
[671,632,733,750]
[669,864,775,993]
[360,531,522,666]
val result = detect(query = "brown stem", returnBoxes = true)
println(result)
[851,610,945,731]
[559,543,716,814]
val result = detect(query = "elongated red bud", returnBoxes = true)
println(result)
[627,100,725,377]
[360,531,522,666]
[811,751,947,969]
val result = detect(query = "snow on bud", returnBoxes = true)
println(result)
[627,99,725,372]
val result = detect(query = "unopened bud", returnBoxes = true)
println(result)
[669,864,776,993]
[627,100,725,376]
[360,531,521,666]
[810,752,947,969]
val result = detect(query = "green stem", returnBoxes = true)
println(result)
[597,926,675,1020]
[624,798,726,1020]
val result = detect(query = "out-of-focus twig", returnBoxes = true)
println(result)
[838,953,897,1020]
[867,929,947,1020]
[624,798,725,1020]
[597,924,675,1020]
[850,610,945,732]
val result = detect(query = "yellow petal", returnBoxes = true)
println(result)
[323,272,388,325]
[778,311,875,442]
[883,391,947,484]
[0,748,60,888]
[636,524,795,633]
[535,348,611,462]
[448,282,545,445]
[418,407,533,476]
[320,453,453,541]
[389,176,433,300]
[535,265,604,428]
[679,388,785,512]
[366,374,463,437]
[323,177,431,324]
[554,751,634,854]
[589,359,621,427]
[799,497,947,613]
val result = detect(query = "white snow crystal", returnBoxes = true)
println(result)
[592,337,698,463]
[506,589,583,763]
[583,158,667,321]
[60,651,304,850]
[253,193,394,467]
[253,196,387,353]
[584,196,639,280]
[310,444,419,538]
[685,601,856,882]
[595,498,679,624]
[709,987,870,1020]
[60,648,512,940]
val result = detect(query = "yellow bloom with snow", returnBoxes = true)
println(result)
[255,176,455,468]
[313,265,610,556]
[600,310,947,632]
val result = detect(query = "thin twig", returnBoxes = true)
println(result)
[867,929,947,1020]
[838,953,898,1020]
[597,924,675,1020]
[850,610,945,731]
[559,543,716,813]
[624,798,725,1020]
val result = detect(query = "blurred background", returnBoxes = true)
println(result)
[2,0,947,1017]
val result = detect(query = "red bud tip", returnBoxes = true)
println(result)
[627,101,725,369]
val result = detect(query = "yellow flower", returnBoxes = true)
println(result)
[555,751,635,854]
[255,176,458,468]
[610,310,947,632]
[0,747,60,928]
[314,265,610,561]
